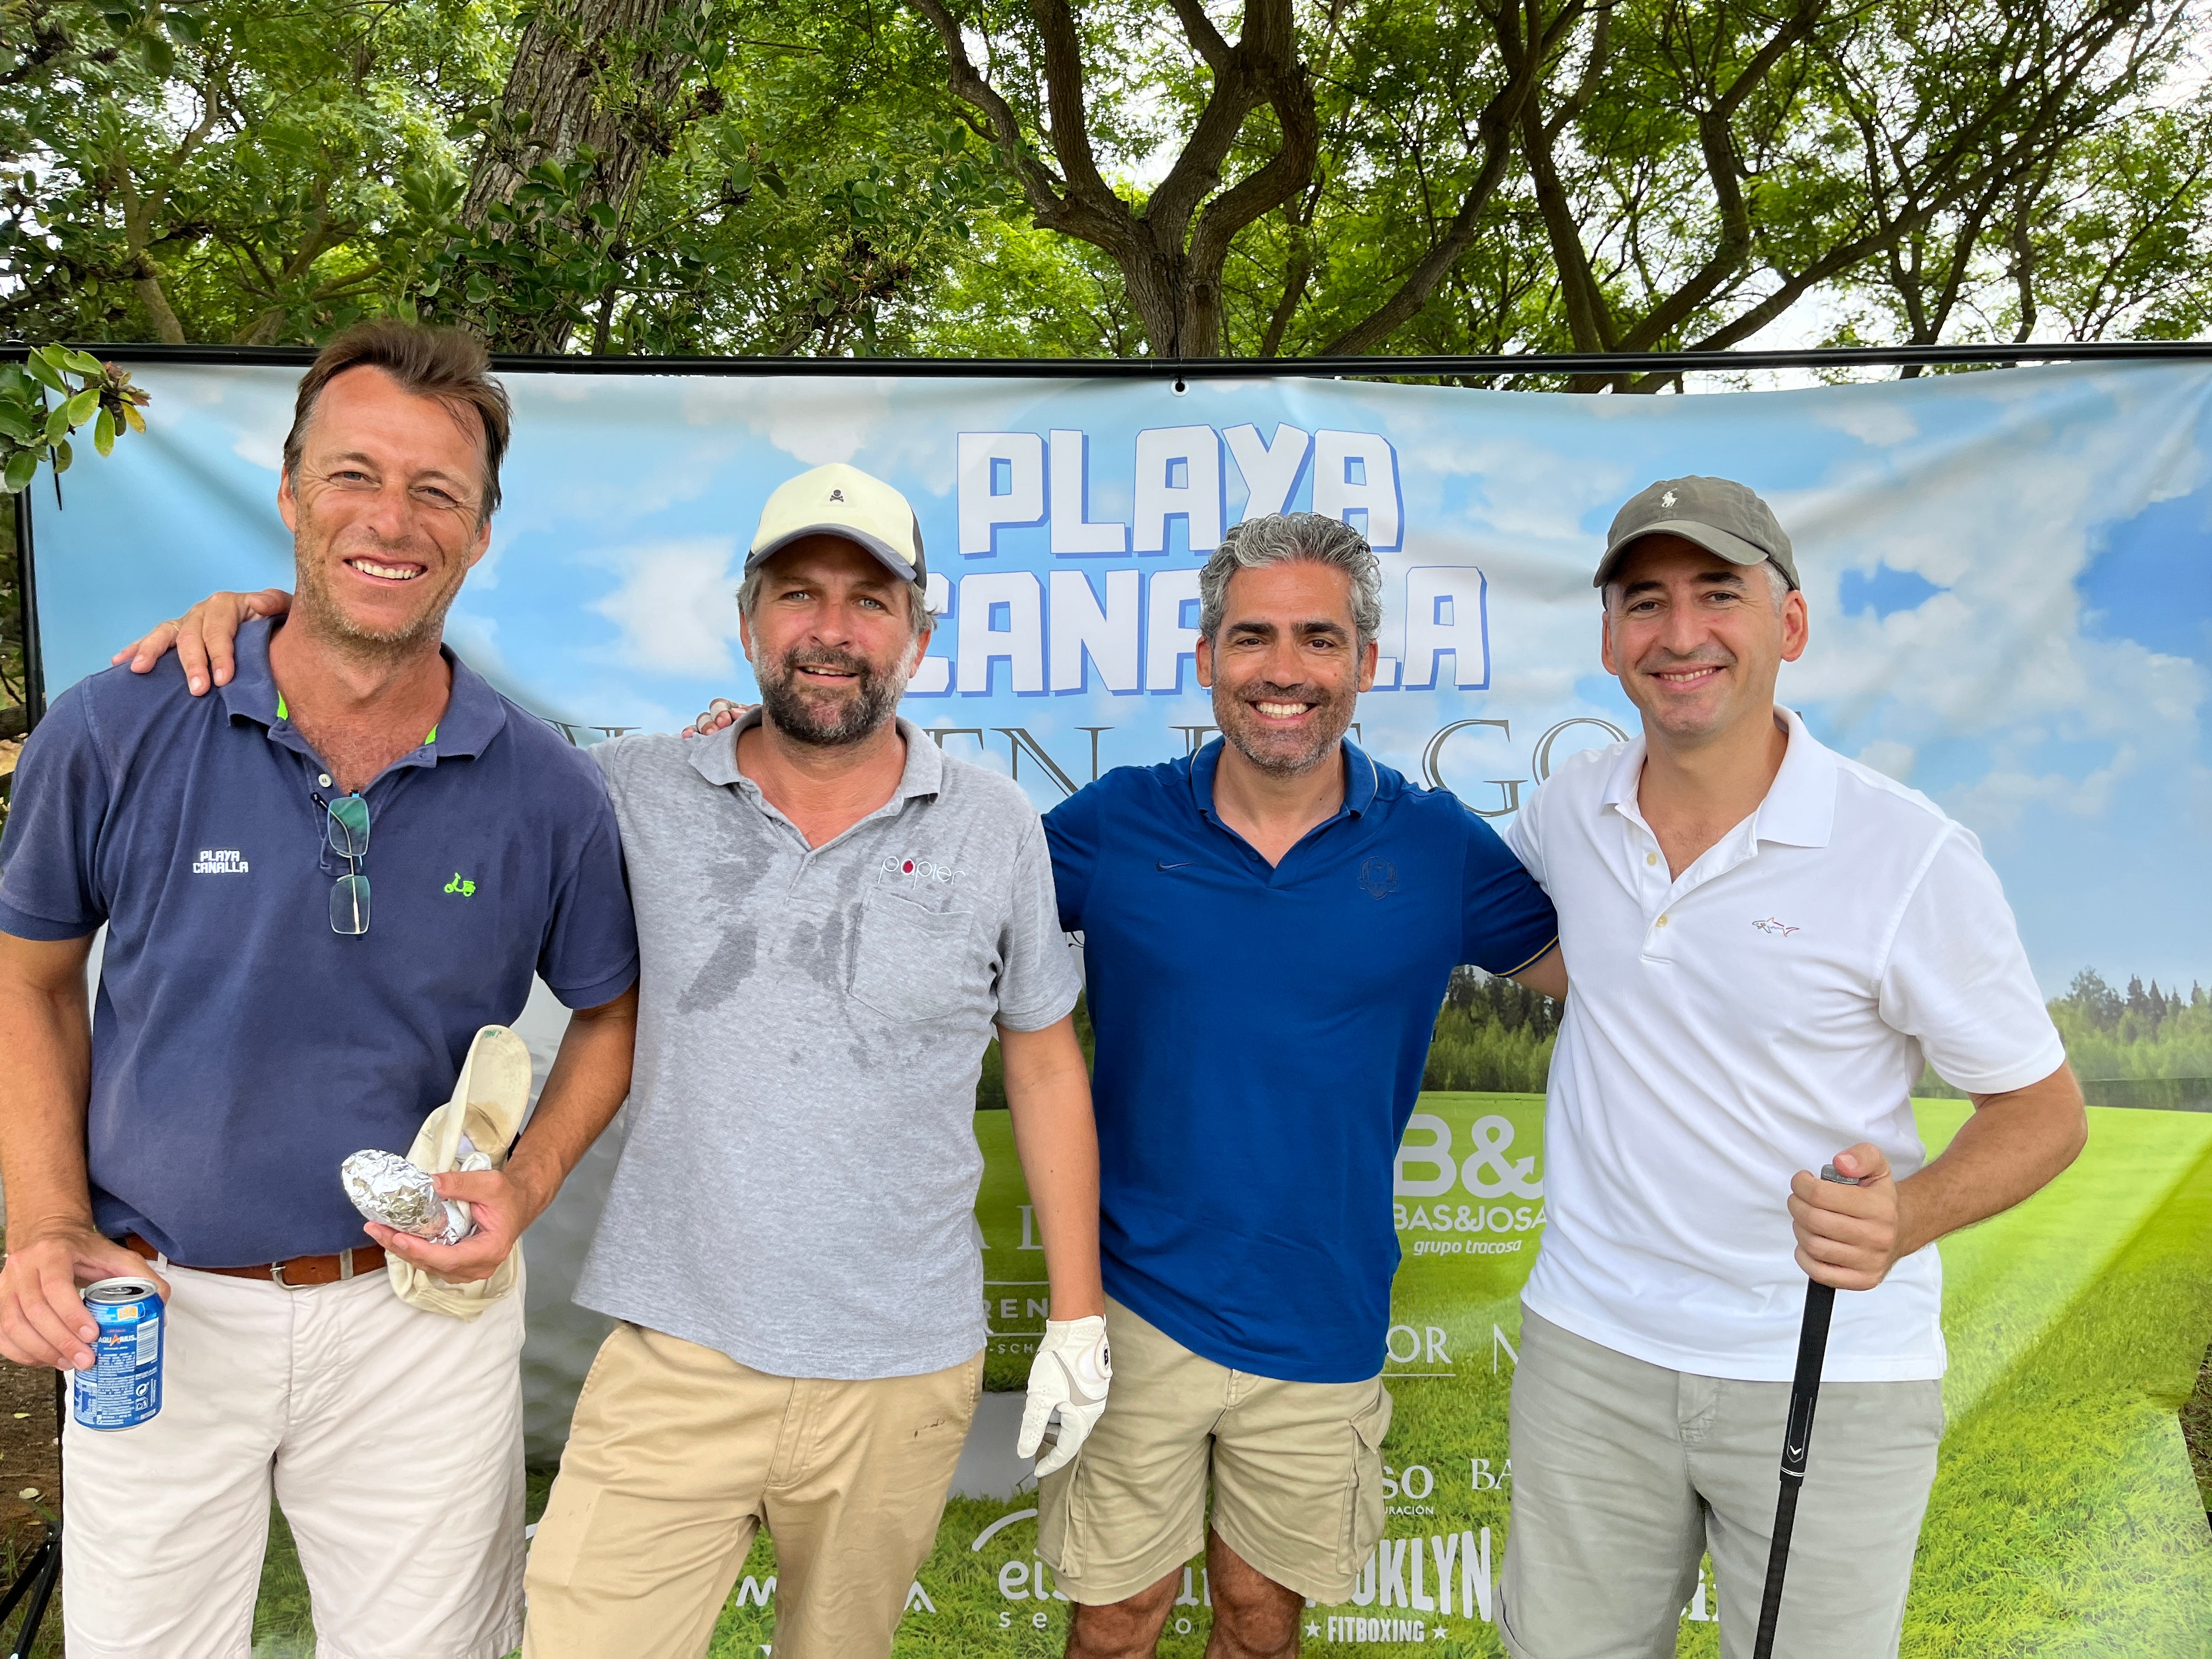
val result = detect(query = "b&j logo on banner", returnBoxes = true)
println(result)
[29,362,2212,1654]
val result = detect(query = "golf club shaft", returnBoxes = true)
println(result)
[1753,1279,1836,1658]
[1751,1164,1855,1659]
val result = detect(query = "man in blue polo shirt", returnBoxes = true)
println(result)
[1039,514,1563,1658]
[0,322,638,1659]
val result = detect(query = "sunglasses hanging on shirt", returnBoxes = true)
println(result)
[314,791,371,936]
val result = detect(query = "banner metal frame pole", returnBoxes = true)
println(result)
[4,341,2212,380]
[12,482,43,732]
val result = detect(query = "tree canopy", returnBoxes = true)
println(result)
[4,0,2210,370]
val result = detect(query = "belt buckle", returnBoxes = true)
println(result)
[270,1259,292,1289]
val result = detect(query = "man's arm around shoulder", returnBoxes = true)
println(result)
[0,930,165,1369]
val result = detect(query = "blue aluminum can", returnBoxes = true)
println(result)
[72,1277,163,1431]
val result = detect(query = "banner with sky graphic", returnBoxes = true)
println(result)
[23,358,2212,1656]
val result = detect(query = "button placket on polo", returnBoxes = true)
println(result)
[1645,822,1764,960]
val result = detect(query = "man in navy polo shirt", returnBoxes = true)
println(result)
[1038,514,1564,1659]
[0,322,639,1659]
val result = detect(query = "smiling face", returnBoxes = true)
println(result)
[738,535,930,747]
[1197,559,1380,775]
[278,365,492,658]
[1600,534,1809,750]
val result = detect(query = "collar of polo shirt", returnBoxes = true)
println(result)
[215,617,509,760]
[1187,734,1381,821]
[686,705,945,804]
[1601,707,1837,849]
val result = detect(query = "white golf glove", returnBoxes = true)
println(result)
[1019,1315,1111,1479]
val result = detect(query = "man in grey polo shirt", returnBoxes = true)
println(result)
[517,462,1107,1659]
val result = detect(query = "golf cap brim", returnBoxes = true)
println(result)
[744,521,922,584]
[1592,519,1774,590]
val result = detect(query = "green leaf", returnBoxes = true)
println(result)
[64,387,101,427]
[123,402,146,435]
[61,348,106,376]
[163,8,202,44]
[3,449,36,494]
[21,355,65,393]
[0,413,31,444]
[54,437,74,473]
[43,405,72,444]
[135,31,176,77]
[94,409,116,457]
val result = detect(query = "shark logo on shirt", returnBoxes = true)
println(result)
[1752,916,1800,937]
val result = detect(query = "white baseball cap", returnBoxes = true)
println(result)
[746,462,926,584]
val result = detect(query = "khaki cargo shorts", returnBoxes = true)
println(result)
[1036,1297,1393,1605]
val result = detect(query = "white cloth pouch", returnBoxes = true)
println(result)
[389,1024,533,1320]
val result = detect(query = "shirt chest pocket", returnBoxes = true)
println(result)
[849,888,986,1022]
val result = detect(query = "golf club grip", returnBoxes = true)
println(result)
[1783,1281,1837,1479]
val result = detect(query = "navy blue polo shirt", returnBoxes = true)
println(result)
[0,619,638,1267]
[1045,740,1557,1383]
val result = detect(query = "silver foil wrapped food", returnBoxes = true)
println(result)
[340,1148,478,1245]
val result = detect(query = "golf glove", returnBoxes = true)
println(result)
[1020,1315,1111,1479]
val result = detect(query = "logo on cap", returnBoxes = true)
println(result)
[829,488,845,501]
[1661,489,1678,509]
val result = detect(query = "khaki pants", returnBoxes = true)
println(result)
[1497,1309,1943,1659]
[522,1323,982,1659]
[1037,1297,1393,1606]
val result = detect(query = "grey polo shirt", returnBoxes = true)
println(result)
[576,713,1081,1379]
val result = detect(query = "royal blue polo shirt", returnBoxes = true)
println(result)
[1045,739,1558,1383]
[0,618,638,1267]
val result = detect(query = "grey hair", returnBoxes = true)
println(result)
[1198,512,1385,649]
[1603,556,1792,614]
[736,557,933,637]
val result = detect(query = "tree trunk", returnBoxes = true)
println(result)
[460,0,696,351]
[130,255,187,345]
[463,0,695,228]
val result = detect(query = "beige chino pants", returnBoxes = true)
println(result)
[522,1322,983,1659]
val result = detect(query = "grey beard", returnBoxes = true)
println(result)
[1215,682,1355,775]
[758,651,912,747]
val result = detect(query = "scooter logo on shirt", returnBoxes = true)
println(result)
[191,848,250,874]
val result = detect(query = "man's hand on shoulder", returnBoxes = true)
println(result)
[682,697,752,738]
[364,1157,556,1286]
[1787,1143,1901,1291]
[112,587,293,695]
[0,1221,169,1371]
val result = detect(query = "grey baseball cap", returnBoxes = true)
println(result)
[1594,476,1797,592]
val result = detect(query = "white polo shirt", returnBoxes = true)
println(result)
[1505,709,2063,1383]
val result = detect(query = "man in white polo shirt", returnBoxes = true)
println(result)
[1496,477,2086,1659]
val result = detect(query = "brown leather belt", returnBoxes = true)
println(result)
[125,1233,386,1288]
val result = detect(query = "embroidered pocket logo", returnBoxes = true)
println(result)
[1358,857,1400,900]
[1751,916,1799,937]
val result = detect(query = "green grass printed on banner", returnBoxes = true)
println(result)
[248,1097,2212,1658]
